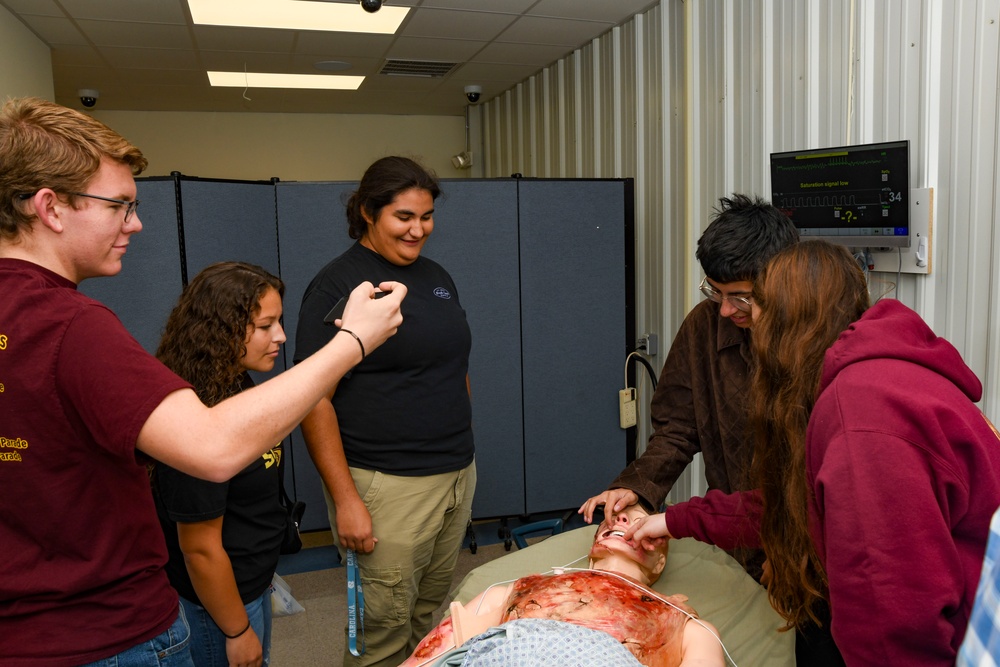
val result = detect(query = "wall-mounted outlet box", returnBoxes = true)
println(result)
[619,387,637,428]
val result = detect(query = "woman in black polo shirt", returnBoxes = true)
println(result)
[295,157,476,667]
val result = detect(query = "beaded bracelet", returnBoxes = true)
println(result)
[339,328,366,360]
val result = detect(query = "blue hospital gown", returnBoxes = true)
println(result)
[431,618,642,667]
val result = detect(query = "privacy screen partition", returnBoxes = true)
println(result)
[82,174,635,528]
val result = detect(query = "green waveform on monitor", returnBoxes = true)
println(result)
[776,158,882,172]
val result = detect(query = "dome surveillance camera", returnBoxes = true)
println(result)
[78,88,99,108]
[464,85,482,104]
[360,0,382,12]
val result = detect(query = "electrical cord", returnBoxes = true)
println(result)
[856,248,901,303]
[896,247,902,298]
[625,350,658,390]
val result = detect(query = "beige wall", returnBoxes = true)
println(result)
[94,110,468,182]
[0,6,54,102]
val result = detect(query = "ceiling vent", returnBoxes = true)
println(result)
[379,59,458,78]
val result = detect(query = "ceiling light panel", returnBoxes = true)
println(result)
[208,71,365,90]
[188,0,408,34]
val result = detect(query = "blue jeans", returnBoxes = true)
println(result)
[80,606,194,666]
[180,589,272,667]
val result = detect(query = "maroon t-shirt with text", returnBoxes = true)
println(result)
[0,258,192,665]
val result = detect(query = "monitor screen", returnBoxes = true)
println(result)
[769,140,910,248]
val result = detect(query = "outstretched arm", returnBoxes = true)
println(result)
[138,281,404,482]
[400,584,512,667]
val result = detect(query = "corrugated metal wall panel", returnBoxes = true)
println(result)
[939,0,1000,416]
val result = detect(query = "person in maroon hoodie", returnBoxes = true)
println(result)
[625,240,1000,666]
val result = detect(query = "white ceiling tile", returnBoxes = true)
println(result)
[400,8,516,41]
[452,61,542,84]
[387,36,485,62]
[78,19,194,50]
[293,30,394,56]
[474,41,573,67]
[97,46,202,70]
[498,16,611,47]
[0,0,63,17]
[529,0,659,24]
[57,0,188,23]
[198,50,297,72]
[18,15,88,46]
[290,54,381,75]
[192,25,296,52]
[115,68,208,86]
[50,45,107,68]
[418,0,534,12]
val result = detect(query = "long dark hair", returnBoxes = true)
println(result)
[345,156,440,239]
[749,240,869,629]
[156,262,284,406]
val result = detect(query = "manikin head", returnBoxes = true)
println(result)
[589,505,668,586]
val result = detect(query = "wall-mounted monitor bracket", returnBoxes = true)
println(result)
[870,187,933,275]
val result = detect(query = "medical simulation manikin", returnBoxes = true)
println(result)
[400,506,725,667]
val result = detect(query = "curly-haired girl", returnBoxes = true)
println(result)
[153,261,287,667]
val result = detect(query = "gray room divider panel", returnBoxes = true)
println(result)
[422,179,524,519]
[79,178,184,354]
[517,179,634,513]
[275,181,357,531]
[178,179,281,281]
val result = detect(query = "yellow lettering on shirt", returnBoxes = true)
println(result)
[0,334,7,350]
[262,443,282,468]
[0,436,26,463]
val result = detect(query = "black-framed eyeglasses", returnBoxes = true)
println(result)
[17,190,140,224]
[699,277,753,313]
[68,191,140,224]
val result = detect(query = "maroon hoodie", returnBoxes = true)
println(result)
[663,300,1000,666]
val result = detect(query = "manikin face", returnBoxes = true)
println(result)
[56,158,143,283]
[360,187,434,266]
[589,505,667,584]
[705,277,754,329]
[239,287,286,373]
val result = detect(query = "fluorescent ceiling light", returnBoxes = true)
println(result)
[188,0,408,34]
[208,71,365,90]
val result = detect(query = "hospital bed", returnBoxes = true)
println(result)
[451,526,795,666]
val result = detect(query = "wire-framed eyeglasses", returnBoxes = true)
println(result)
[699,277,753,313]
[18,190,140,224]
